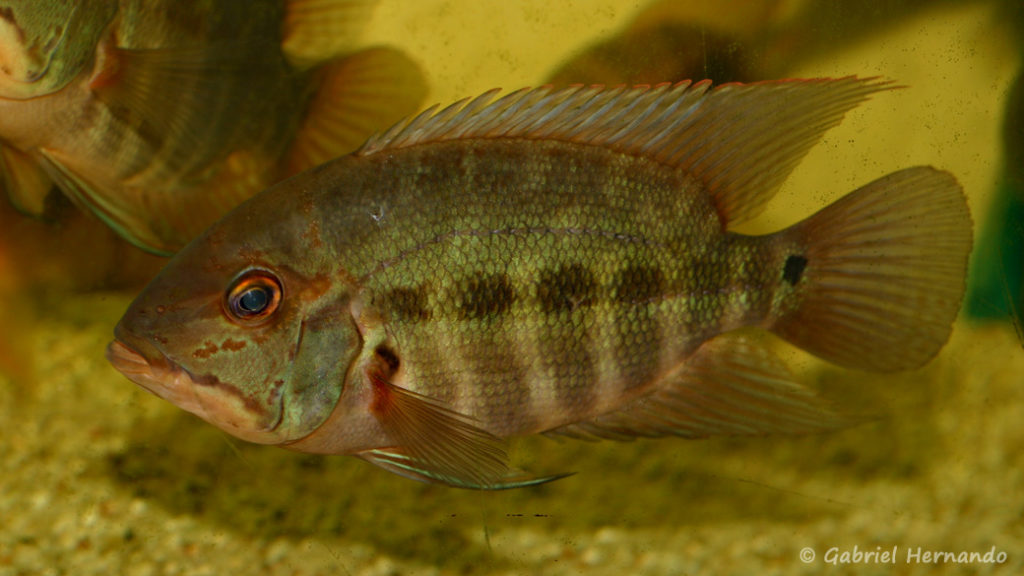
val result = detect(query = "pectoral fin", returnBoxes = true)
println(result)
[358,447,570,490]
[364,369,565,489]
[546,335,853,441]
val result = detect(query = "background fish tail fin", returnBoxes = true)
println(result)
[770,166,972,372]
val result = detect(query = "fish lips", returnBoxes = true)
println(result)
[106,328,286,445]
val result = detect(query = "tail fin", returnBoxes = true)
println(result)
[770,166,972,372]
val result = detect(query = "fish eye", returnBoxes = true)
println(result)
[225,270,282,323]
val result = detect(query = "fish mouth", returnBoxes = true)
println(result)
[106,338,286,444]
[106,339,159,376]
[106,339,203,413]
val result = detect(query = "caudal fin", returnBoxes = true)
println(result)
[770,166,972,372]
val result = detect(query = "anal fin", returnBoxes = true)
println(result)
[547,335,852,442]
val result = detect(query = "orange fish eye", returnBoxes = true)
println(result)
[224,270,282,323]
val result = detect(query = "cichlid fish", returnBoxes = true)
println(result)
[0,0,426,254]
[107,78,973,489]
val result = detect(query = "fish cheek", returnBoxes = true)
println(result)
[274,302,363,442]
[167,322,287,434]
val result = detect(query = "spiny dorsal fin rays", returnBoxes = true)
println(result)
[358,77,894,226]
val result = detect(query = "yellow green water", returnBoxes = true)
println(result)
[2,1,1023,574]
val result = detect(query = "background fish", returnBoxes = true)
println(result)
[107,78,973,489]
[0,0,427,254]
[544,0,771,86]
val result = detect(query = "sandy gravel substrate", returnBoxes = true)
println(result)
[1,294,1022,576]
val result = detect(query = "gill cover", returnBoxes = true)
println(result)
[274,291,363,443]
[0,0,117,98]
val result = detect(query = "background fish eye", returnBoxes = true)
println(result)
[224,270,282,322]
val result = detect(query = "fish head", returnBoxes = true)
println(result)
[107,193,363,446]
[0,0,116,99]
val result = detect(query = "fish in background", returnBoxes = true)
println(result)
[545,0,773,86]
[0,0,427,255]
[545,0,1009,87]
[965,67,1024,338]
[108,78,972,489]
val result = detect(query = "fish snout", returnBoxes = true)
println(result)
[106,331,176,393]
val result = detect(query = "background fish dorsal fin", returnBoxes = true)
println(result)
[359,78,894,225]
[282,0,379,68]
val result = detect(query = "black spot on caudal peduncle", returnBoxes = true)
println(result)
[783,254,808,285]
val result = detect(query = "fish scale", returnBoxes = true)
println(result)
[350,139,760,436]
[108,79,973,489]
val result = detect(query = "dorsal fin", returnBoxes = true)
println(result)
[359,78,894,225]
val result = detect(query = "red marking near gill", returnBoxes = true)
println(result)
[192,341,218,359]
[222,338,247,352]
[88,39,122,91]
[368,346,401,418]
[368,370,393,418]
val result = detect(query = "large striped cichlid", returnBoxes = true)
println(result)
[108,78,973,489]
